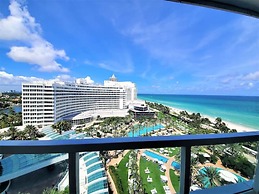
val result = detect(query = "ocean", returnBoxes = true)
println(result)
[138,94,259,130]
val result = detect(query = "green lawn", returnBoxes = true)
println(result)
[169,169,180,192]
[116,151,131,193]
[140,157,166,194]
[168,147,180,157]
[109,151,131,194]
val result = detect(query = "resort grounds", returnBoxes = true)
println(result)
[0,101,258,193]
[96,102,257,194]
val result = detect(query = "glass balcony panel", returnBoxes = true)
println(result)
[1,131,259,194]
[0,153,67,193]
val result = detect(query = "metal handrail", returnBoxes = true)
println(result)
[1,131,259,194]
[1,132,259,153]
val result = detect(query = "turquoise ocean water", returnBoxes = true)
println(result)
[138,94,259,130]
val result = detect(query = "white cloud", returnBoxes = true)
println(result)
[0,0,36,41]
[7,44,69,72]
[0,0,69,72]
[0,71,95,91]
[53,74,75,82]
[84,76,94,84]
[243,71,259,81]
[0,71,44,85]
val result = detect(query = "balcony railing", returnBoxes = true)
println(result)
[1,131,259,194]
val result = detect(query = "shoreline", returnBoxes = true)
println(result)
[138,98,257,133]
[169,106,257,132]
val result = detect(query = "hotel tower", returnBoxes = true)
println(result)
[22,75,137,127]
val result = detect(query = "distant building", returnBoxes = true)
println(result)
[104,74,137,104]
[22,75,137,127]
[129,102,155,119]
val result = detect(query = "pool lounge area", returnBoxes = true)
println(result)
[144,150,168,163]
[128,124,164,137]
[199,167,246,188]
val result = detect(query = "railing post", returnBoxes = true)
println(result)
[180,146,191,194]
[69,152,79,194]
[253,145,259,194]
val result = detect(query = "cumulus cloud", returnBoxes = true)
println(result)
[0,71,44,85]
[7,44,69,72]
[0,71,91,91]
[75,76,94,84]
[0,0,69,72]
[84,76,94,84]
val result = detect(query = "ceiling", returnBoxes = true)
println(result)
[168,0,259,19]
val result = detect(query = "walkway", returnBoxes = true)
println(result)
[164,157,177,193]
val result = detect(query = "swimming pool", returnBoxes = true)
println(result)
[199,167,246,188]
[128,124,164,137]
[144,150,168,163]
[171,161,180,170]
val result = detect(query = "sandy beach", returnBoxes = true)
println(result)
[169,106,257,133]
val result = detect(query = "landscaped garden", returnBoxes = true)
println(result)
[169,169,180,192]
[153,147,180,157]
[109,151,131,194]
[139,157,167,194]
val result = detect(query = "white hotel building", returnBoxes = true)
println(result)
[22,75,137,127]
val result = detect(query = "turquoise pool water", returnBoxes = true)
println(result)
[144,150,168,163]
[199,167,246,188]
[128,124,164,137]
[171,161,180,170]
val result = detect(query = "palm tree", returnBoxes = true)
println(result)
[24,125,40,140]
[24,125,37,139]
[42,187,67,194]
[215,117,222,128]
[6,125,19,140]
[197,167,221,188]
[52,121,72,134]
[191,157,199,176]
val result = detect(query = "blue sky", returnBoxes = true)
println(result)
[0,0,259,95]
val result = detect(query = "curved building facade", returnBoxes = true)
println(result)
[22,76,136,127]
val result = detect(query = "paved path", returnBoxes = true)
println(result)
[164,157,176,193]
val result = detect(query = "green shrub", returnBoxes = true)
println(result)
[109,166,124,194]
